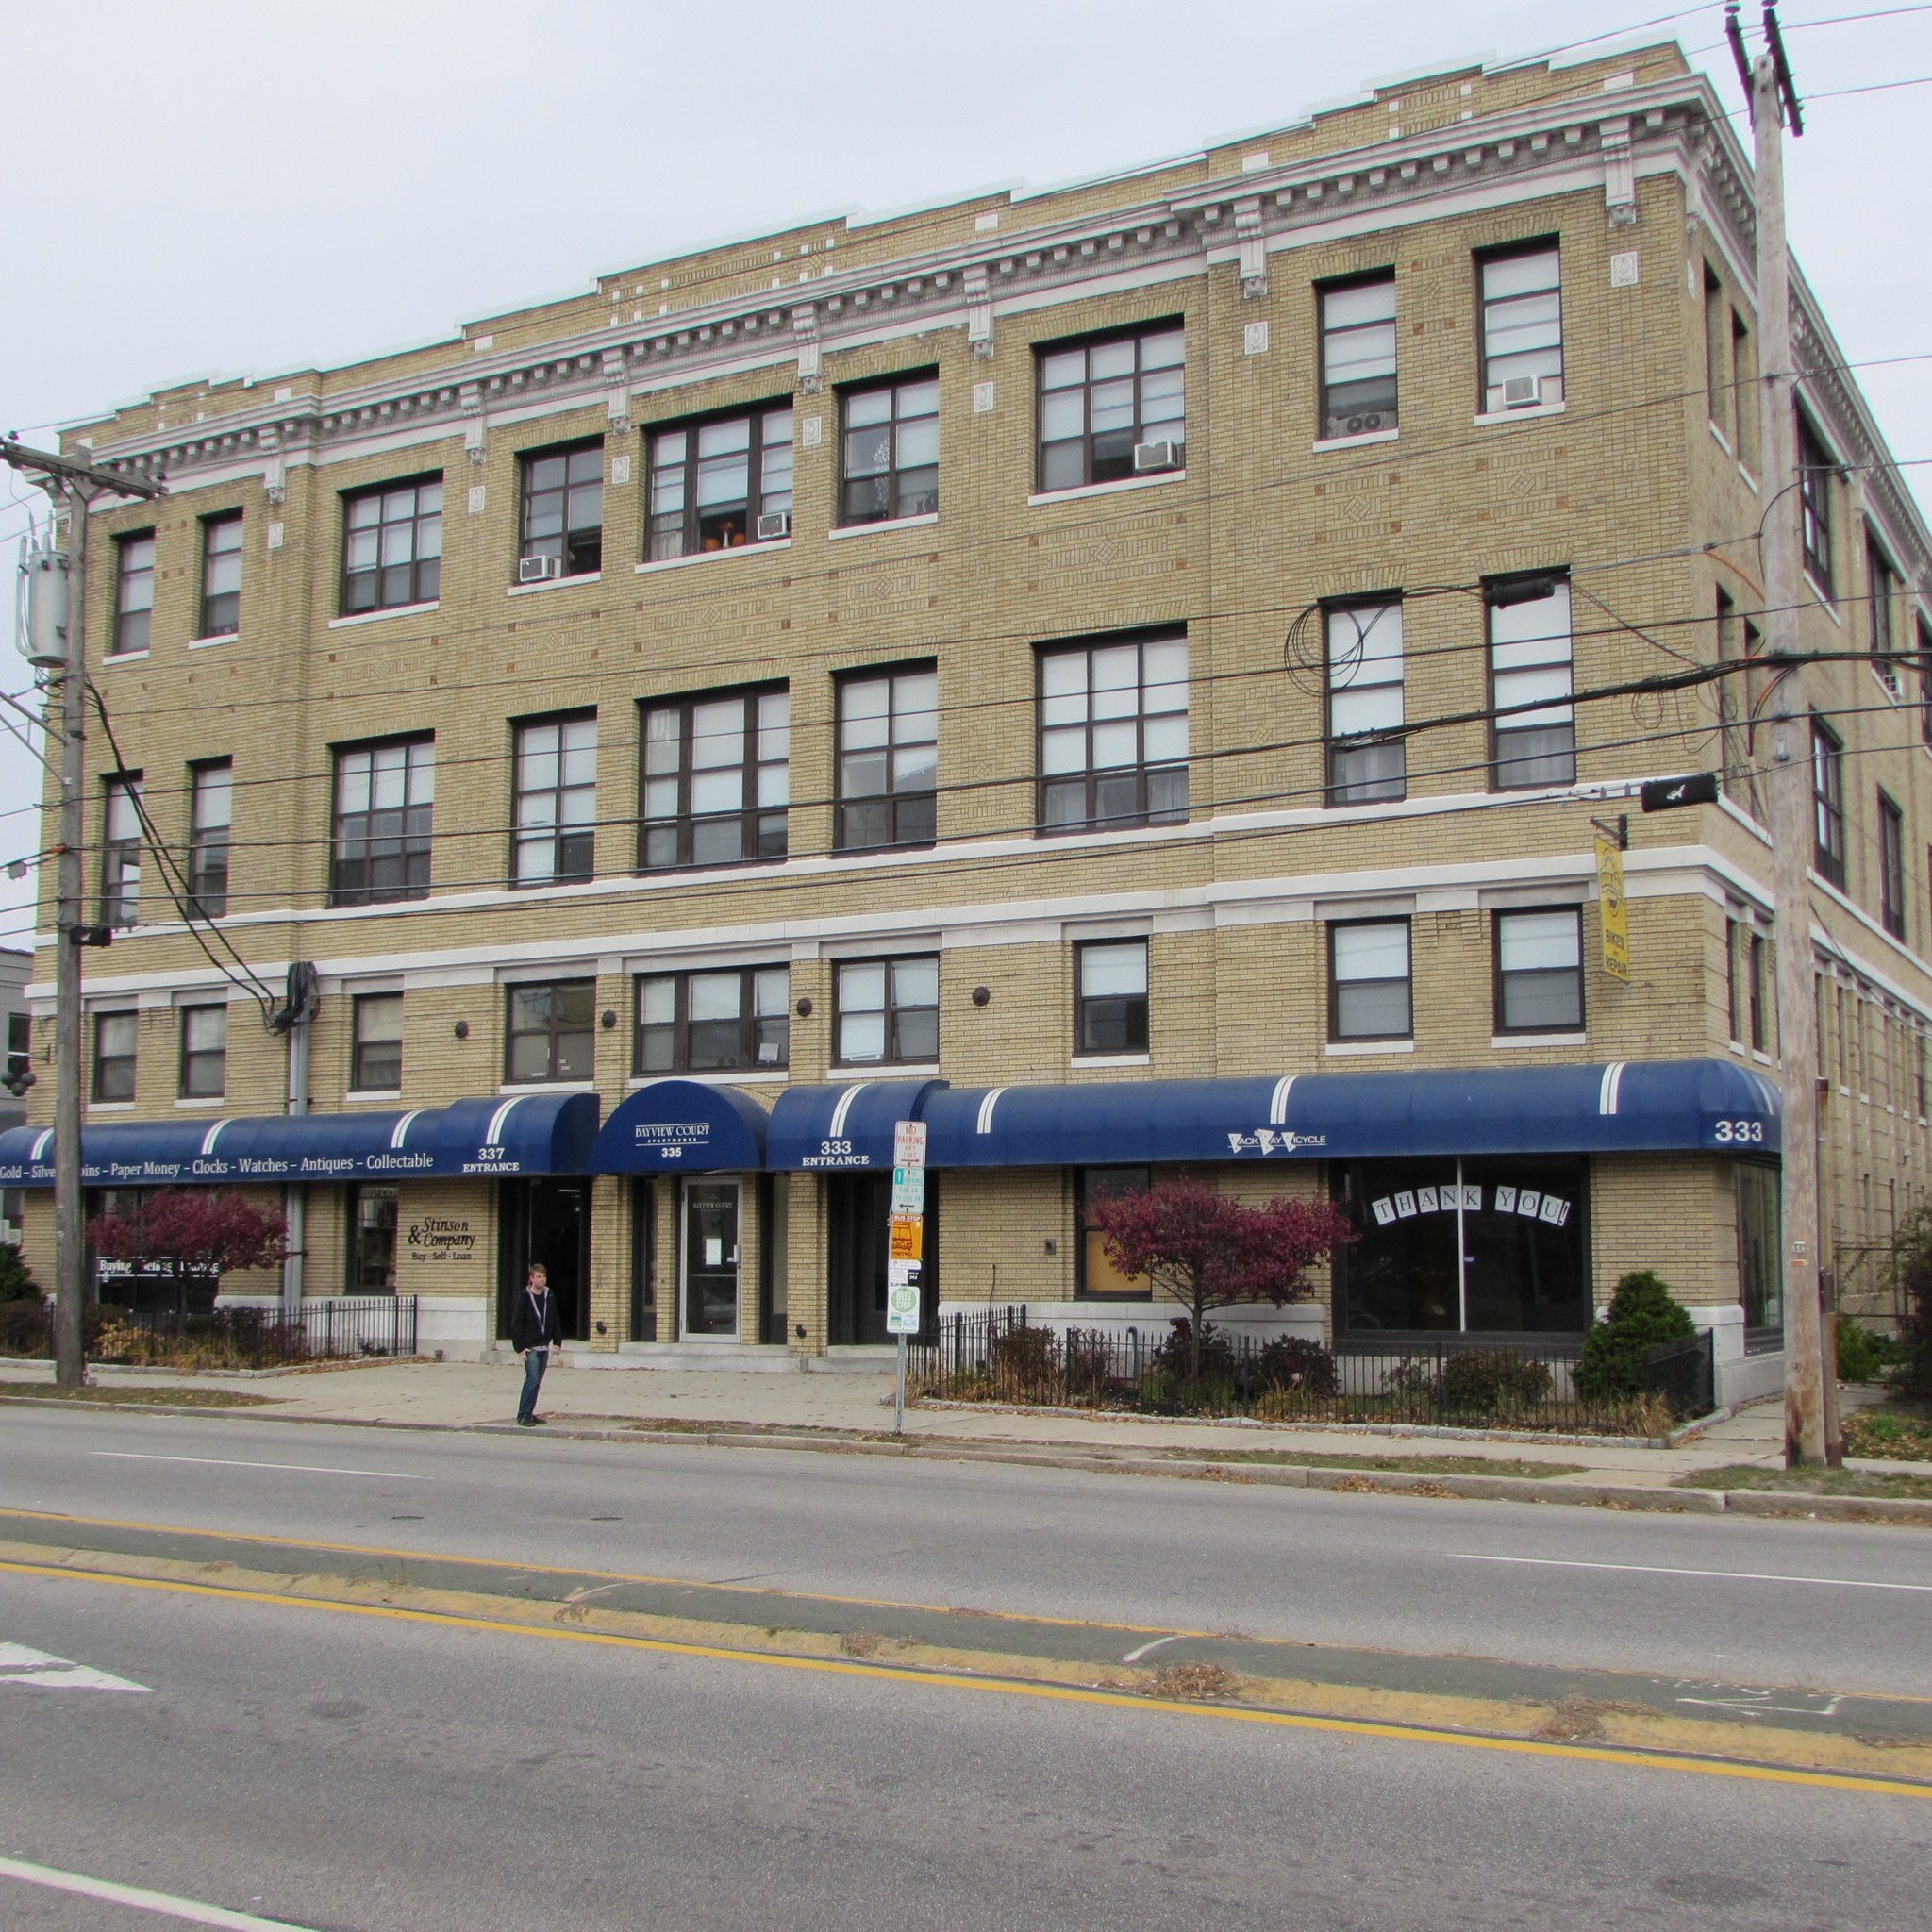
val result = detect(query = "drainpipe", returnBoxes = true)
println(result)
[276,964,319,1317]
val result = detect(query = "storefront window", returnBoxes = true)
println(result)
[348,1186,399,1293]
[1736,1161,1782,1349]
[1332,1156,1589,1336]
[1077,1167,1152,1298]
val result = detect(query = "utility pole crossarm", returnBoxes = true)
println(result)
[1,439,164,503]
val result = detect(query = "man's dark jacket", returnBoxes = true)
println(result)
[509,1286,562,1353]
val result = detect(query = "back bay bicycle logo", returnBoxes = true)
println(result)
[1225,1129,1328,1156]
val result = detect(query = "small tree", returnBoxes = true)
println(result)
[1574,1269,1696,1400]
[1090,1176,1356,1381]
[0,1245,40,1304]
[86,1191,288,1312]
[1892,1208,1932,1403]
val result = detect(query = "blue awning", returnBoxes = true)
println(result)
[590,1080,769,1174]
[767,1078,948,1170]
[922,1060,1781,1167]
[0,1091,601,1188]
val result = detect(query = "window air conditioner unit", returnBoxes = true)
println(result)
[1500,375,1543,409]
[518,554,561,584]
[756,511,791,541]
[1132,441,1179,473]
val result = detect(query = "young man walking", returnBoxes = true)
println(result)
[509,1260,562,1426]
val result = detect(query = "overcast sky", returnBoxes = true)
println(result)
[3,0,1928,941]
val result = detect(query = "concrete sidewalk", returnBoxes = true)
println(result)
[0,1355,1814,1489]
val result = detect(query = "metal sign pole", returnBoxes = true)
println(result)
[887,1121,927,1437]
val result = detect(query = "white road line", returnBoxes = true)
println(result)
[0,1855,321,1929]
[92,1452,424,1480]
[0,1642,148,1691]
[1457,1554,1932,1593]
[1122,1634,1184,1663]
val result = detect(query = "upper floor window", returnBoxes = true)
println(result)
[1702,266,1732,444]
[834,956,938,1066]
[1319,275,1397,440]
[341,476,442,614]
[519,440,603,580]
[1797,415,1835,597]
[1880,791,1907,941]
[1812,716,1846,888]
[197,512,242,638]
[1488,575,1574,791]
[351,992,404,1092]
[513,712,596,887]
[837,666,937,851]
[640,687,788,871]
[1730,312,1759,469]
[646,405,792,559]
[1325,600,1405,804]
[1868,537,1900,666]
[1493,908,1583,1036]
[840,374,939,525]
[505,980,595,1084]
[5,1010,26,1091]
[101,775,142,929]
[636,966,790,1075]
[1727,920,1769,1053]
[1074,941,1148,1056]
[1329,919,1412,1041]
[331,737,433,907]
[1920,613,1932,754]
[1478,243,1563,412]
[92,1011,137,1103]
[179,1004,227,1099]
[1039,635,1188,833]
[188,760,232,921]
[1036,325,1184,491]
[112,531,155,656]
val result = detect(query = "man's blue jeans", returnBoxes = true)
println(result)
[518,1346,549,1420]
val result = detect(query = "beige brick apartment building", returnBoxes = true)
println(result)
[8,38,1931,1401]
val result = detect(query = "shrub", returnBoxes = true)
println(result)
[0,1246,40,1303]
[1892,1209,1932,1403]
[1438,1349,1555,1416]
[0,1301,49,1356]
[1575,1270,1696,1400]
[1254,1336,1338,1397]
[1149,1318,1237,1383]
[1834,1315,1898,1386]
[986,1322,1057,1400]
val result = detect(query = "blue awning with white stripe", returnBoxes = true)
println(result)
[766,1079,947,1170]
[0,1091,600,1188]
[590,1080,769,1174]
[920,1060,1780,1167]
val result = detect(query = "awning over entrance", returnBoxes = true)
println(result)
[921,1060,1781,1167]
[0,1091,601,1188]
[590,1079,769,1174]
[766,1078,947,1170]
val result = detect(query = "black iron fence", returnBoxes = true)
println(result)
[908,1309,1715,1435]
[0,1295,419,1370]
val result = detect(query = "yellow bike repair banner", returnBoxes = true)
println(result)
[1596,836,1630,982]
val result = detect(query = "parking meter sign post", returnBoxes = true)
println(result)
[890,1122,926,1431]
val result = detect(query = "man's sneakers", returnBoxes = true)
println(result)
[516,1414,538,1426]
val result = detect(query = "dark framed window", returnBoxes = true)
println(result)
[111,531,155,655]
[1868,538,1900,667]
[331,737,433,907]
[1702,266,1732,443]
[645,404,792,559]
[1812,717,1846,888]
[187,760,231,920]
[341,475,442,614]
[1730,311,1759,469]
[1036,324,1184,491]
[640,687,788,871]
[1880,791,1907,941]
[1488,575,1574,790]
[346,1184,400,1292]
[1478,242,1563,411]
[1039,635,1188,832]
[1075,941,1148,1055]
[92,1011,136,1103]
[1319,275,1397,440]
[1749,931,1768,1053]
[636,966,789,1074]
[513,712,597,886]
[1326,600,1405,804]
[1493,908,1583,1034]
[834,956,938,1066]
[1329,919,1412,1041]
[1797,415,1835,597]
[179,1004,227,1099]
[519,440,603,578]
[840,373,939,525]
[5,1010,26,1090]
[1919,613,1932,751]
[351,992,404,1092]
[1725,919,1743,1043]
[1077,1167,1152,1298]
[505,980,595,1084]
[197,512,242,638]
[101,775,142,928]
[837,666,937,851]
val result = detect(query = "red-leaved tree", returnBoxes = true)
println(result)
[86,1191,289,1307]
[1090,1176,1356,1381]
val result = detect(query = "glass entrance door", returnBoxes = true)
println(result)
[683,1180,741,1337]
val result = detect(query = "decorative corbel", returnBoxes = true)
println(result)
[259,425,286,507]
[792,307,822,394]
[1233,196,1269,300]
[460,382,487,467]
[966,266,993,360]
[602,352,630,432]
[1601,118,1638,226]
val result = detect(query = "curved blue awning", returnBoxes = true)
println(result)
[767,1078,947,1170]
[0,1090,601,1188]
[590,1080,769,1174]
[923,1060,1781,1167]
